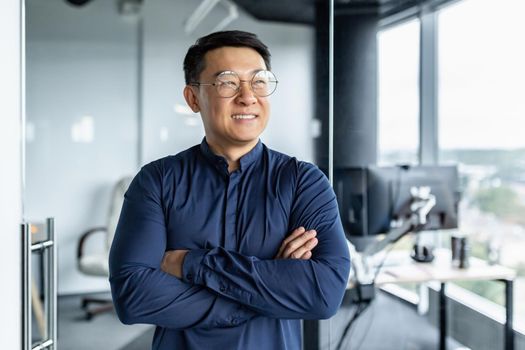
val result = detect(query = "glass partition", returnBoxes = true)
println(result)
[24,0,323,348]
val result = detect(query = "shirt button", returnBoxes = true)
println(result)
[186,273,193,281]
[231,319,239,325]
[219,285,226,292]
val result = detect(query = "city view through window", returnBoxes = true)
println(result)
[378,19,419,166]
[379,0,525,330]
[439,0,525,328]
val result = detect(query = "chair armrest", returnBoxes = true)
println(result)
[76,227,107,263]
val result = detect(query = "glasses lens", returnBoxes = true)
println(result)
[216,72,240,97]
[251,70,277,97]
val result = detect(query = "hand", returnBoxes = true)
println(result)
[161,249,189,279]
[275,227,318,260]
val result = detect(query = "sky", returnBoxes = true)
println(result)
[378,0,525,151]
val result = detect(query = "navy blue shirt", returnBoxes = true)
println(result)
[109,139,350,350]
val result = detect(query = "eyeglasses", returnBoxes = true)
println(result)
[190,70,278,98]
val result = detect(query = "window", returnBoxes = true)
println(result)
[377,18,422,295]
[439,0,525,330]
[378,19,420,166]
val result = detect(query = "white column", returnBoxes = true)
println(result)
[0,0,23,348]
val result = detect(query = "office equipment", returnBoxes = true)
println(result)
[76,176,132,320]
[330,165,461,349]
[451,234,470,268]
[334,167,367,247]
[335,165,460,251]
[366,165,459,236]
[304,252,516,350]
[377,251,515,350]
[338,165,460,303]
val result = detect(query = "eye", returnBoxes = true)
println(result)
[226,81,239,88]
[217,72,240,88]
[218,80,239,89]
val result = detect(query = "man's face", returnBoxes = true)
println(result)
[185,46,270,150]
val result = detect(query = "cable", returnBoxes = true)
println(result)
[354,300,376,350]
[336,239,400,350]
[336,301,368,350]
[336,280,366,350]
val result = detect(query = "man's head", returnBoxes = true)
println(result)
[182,31,276,153]
[183,30,271,85]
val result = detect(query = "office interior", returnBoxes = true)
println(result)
[1,0,525,349]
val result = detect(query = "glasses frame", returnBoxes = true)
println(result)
[190,70,278,98]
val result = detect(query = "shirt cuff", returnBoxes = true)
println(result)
[181,249,208,284]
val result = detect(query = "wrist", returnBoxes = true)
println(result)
[175,250,188,279]
[161,249,189,279]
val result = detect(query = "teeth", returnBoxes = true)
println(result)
[232,114,256,120]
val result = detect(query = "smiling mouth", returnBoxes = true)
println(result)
[231,114,257,120]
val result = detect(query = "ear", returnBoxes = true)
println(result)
[183,85,200,113]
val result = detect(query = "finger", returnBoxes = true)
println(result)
[289,237,318,259]
[282,230,316,258]
[299,250,312,260]
[282,227,306,246]
[276,227,305,258]
[282,230,317,258]
[282,231,315,258]
[160,252,171,272]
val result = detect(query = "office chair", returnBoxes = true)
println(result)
[76,176,133,320]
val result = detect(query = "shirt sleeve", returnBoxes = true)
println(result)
[181,162,351,320]
[108,162,257,330]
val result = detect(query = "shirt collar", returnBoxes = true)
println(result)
[199,137,263,174]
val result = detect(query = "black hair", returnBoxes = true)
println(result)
[183,30,271,84]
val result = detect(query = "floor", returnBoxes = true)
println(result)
[42,291,466,350]
[32,292,152,350]
[330,291,465,350]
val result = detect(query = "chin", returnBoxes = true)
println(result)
[230,130,264,143]
[235,137,260,144]
[228,134,259,144]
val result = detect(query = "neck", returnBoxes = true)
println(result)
[206,138,258,173]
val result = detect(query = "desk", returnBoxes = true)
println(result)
[377,251,516,350]
[304,250,516,350]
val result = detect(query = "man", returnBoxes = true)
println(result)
[109,30,350,350]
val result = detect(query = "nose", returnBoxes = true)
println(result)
[235,81,257,105]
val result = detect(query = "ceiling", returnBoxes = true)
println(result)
[231,0,454,25]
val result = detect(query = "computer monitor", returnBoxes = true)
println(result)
[334,165,460,250]
[333,167,367,239]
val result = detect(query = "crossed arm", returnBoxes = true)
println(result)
[161,226,319,279]
[109,162,350,329]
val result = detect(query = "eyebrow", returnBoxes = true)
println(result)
[212,69,265,78]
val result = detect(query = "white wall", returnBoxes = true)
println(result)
[25,0,139,294]
[0,0,22,348]
[25,0,314,295]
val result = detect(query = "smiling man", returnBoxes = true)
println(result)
[109,31,350,350]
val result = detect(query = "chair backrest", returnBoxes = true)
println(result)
[106,176,133,250]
